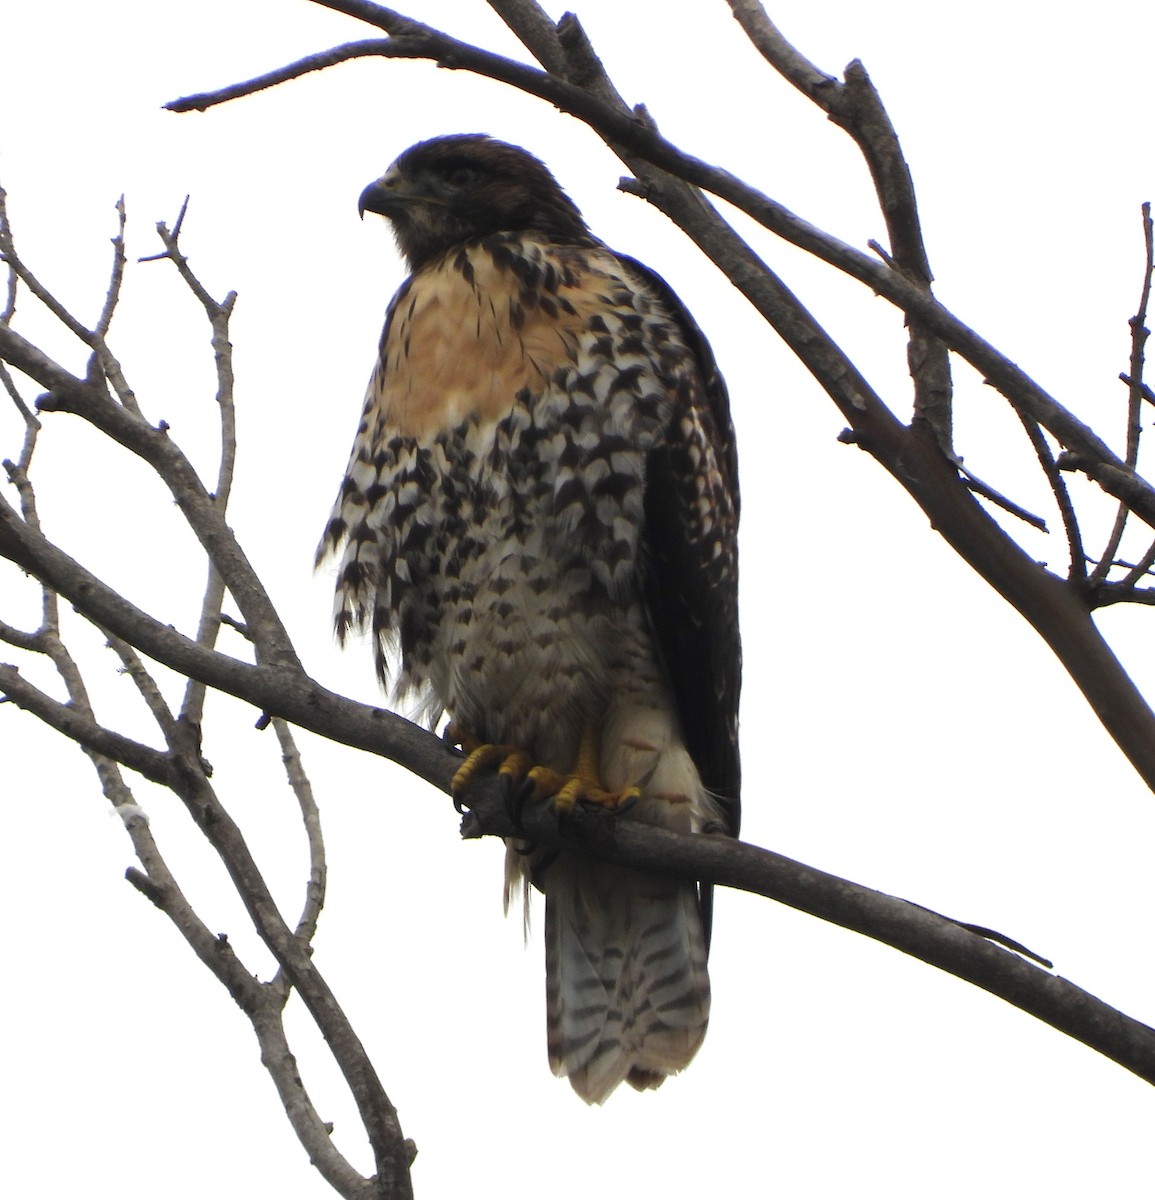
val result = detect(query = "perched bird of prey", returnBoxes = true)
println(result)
[318,134,740,1103]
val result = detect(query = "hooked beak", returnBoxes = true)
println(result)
[358,174,439,219]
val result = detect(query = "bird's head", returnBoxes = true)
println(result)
[358,134,592,270]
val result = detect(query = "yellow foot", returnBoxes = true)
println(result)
[447,724,640,819]
[533,723,640,813]
[521,766,640,815]
[451,742,534,802]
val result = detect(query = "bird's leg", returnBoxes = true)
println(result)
[450,723,639,817]
[450,723,534,813]
[524,725,641,815]
[444,721,480,755]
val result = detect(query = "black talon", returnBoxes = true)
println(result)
[504,773,535,831]
[614,793,639,817]
[506,777,537,816]
[442,724,467,756]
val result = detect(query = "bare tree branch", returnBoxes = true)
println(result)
[729,3,951,444]
[140,203,242,727]
[106,631,179,734]
[0,319,299,669]
[272,715,327,954]
[5,4,1155,1194]
[4,387,1155,1106]
[459,784,1155,1087]
[486,0,568,74]
[8,631,1155,1094]
[165,39,396,111]
[724,1,838,97]
[167,3,1155,537]
[1,197,414,1197]
[1016,413,1086,582]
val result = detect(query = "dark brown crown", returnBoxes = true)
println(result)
[359,134,594,270]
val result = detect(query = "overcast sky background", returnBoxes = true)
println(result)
[3,2,1155,1196]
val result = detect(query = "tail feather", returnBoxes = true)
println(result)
[544,857,710,1104]
[508,699,722,1102]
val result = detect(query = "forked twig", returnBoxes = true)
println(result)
[0,197,409,1200]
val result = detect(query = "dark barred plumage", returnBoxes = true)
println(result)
[319,135,740,1103]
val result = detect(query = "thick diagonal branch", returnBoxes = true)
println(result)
[169,2,1151,530]
[5,477,1155,1091]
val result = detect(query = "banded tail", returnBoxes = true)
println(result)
[543,856,710,1104]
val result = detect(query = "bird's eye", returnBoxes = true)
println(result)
[446,166,479,189]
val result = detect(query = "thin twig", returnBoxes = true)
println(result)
[0,189,42,471]
[1090,204,1154,587]
[1093,484,1136,588]
[1119,539,1155,592]
[0,319,300,670]
[0,186,16,324]
[141,206,242,727]
[90,198,142,415]
[93,197,127,340]
[0,192,140,419]
[1127,201,1153,436]
[958,465,1048,532]
[1016,413,1085,580]
[0,224,96,345]
[166,40,395,112]
[105,631,178,737]
[219,612,252,641]
[270,715,327,991]
[1120,372,1155,407]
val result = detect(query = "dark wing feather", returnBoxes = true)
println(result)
[617,253,741,946]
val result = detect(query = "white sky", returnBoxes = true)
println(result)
[3,1,1155,1196]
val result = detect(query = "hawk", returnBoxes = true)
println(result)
[318,135,740,1103]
